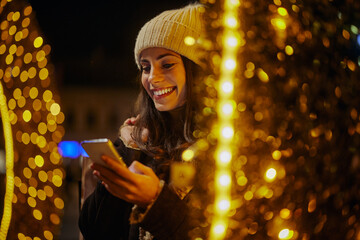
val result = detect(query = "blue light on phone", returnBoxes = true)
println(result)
[58,141,87,158]
[357,34,360,47]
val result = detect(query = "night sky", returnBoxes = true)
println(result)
[28,0,194,87]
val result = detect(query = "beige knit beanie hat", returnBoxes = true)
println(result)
[134,3,205,68]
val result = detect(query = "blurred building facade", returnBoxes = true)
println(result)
[58,86,137,240]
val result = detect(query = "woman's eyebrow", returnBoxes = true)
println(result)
[140,53,180,63]
[140,59,149,64]
[156,53,180,60]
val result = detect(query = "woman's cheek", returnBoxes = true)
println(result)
[141,77,152,97]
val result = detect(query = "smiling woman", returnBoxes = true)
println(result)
[79,3,207,240]
[140,48,187,112]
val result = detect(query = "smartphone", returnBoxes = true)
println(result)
[81,138,126,167]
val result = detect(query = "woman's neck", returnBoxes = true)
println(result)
[167,106,186,130]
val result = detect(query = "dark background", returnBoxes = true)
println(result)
[28,0,195,88]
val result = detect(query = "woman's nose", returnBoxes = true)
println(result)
[148,67,163,83]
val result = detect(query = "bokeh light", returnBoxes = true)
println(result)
[196,0,360,239]
[0,1,65,239]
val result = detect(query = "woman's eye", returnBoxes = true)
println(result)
[141,66,151,73]
[163,63,175,69]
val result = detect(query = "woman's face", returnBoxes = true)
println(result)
[140,47,186,112]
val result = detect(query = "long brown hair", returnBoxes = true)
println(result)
[132,56,202,162]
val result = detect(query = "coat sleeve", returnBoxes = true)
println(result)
[79,137,136,240]
[78,181,133,240]
[139,184,205,240]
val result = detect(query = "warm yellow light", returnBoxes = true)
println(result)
[54,197,64,209]
[33,209,42,220]
[227,0,240,7]
[0,44,6,54]
[52,175,62,187]
[184,36,196,46]
[38,171,48,182]
[28,187,37,198]
[212,222,226,236]
[50,103,60,116]
[225,16,238,28]
[265,168,277,182]
[272,150,282,160]
[20,70,29,83]
[278,228,294,239]
[43,90,53,102]
[218,174,231,186]
[12,11,20,21]
[18,233,26,240]
[237,176,247,186]
[221,81,234,93]
[278,7,288,16]
[50,213,60,225]
[38,122,47,134]
[24,52,32,63]
[221,126,234,139]
[219,150,231,164]
[182,149,194,162]
[9,25,17,35]
[9,44,17,54]
[280,208,291,219]
[28,67,36,79]
[217,199,230,211]
[23,167,32,179]
[34,36,43,48]
[224,58,236,70]
[22,110,32,122]
[244,191,253,201]
[221,102,234,115]
[39,68,49,80]
[44,188,54,200]
[36,50,46,62]
[285,45,294,55]
[37,189,46,200]
[37,136,46,148]
[43,230,53,240]
[0,81,14,240]
[5,54,14,65]
[226,36,238,47]
[29,87,38,99]
[35,155,44,168]
[15,32,23,42]
[272,18,287,30]
[257,69,269,82]
[27,197,36,208]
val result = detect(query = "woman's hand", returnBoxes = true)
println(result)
[119,116,139,149]
[119,116,149,149]
[91,155,160,207]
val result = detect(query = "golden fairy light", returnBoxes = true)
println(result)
[0,81,14,240]
[0,1,65,239]
[209,0,241,239]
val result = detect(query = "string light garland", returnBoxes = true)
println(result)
[0,0,65,239]
[194,0,360,239]
[0,81,14,240]
[209,0,241,239]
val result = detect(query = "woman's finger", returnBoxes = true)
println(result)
[92,164,130,187]
[129,161,155,177]
[100,155,138,182]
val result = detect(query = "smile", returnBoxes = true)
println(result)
[152,87,176,99]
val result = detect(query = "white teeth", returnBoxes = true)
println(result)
[153,87,174,96]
